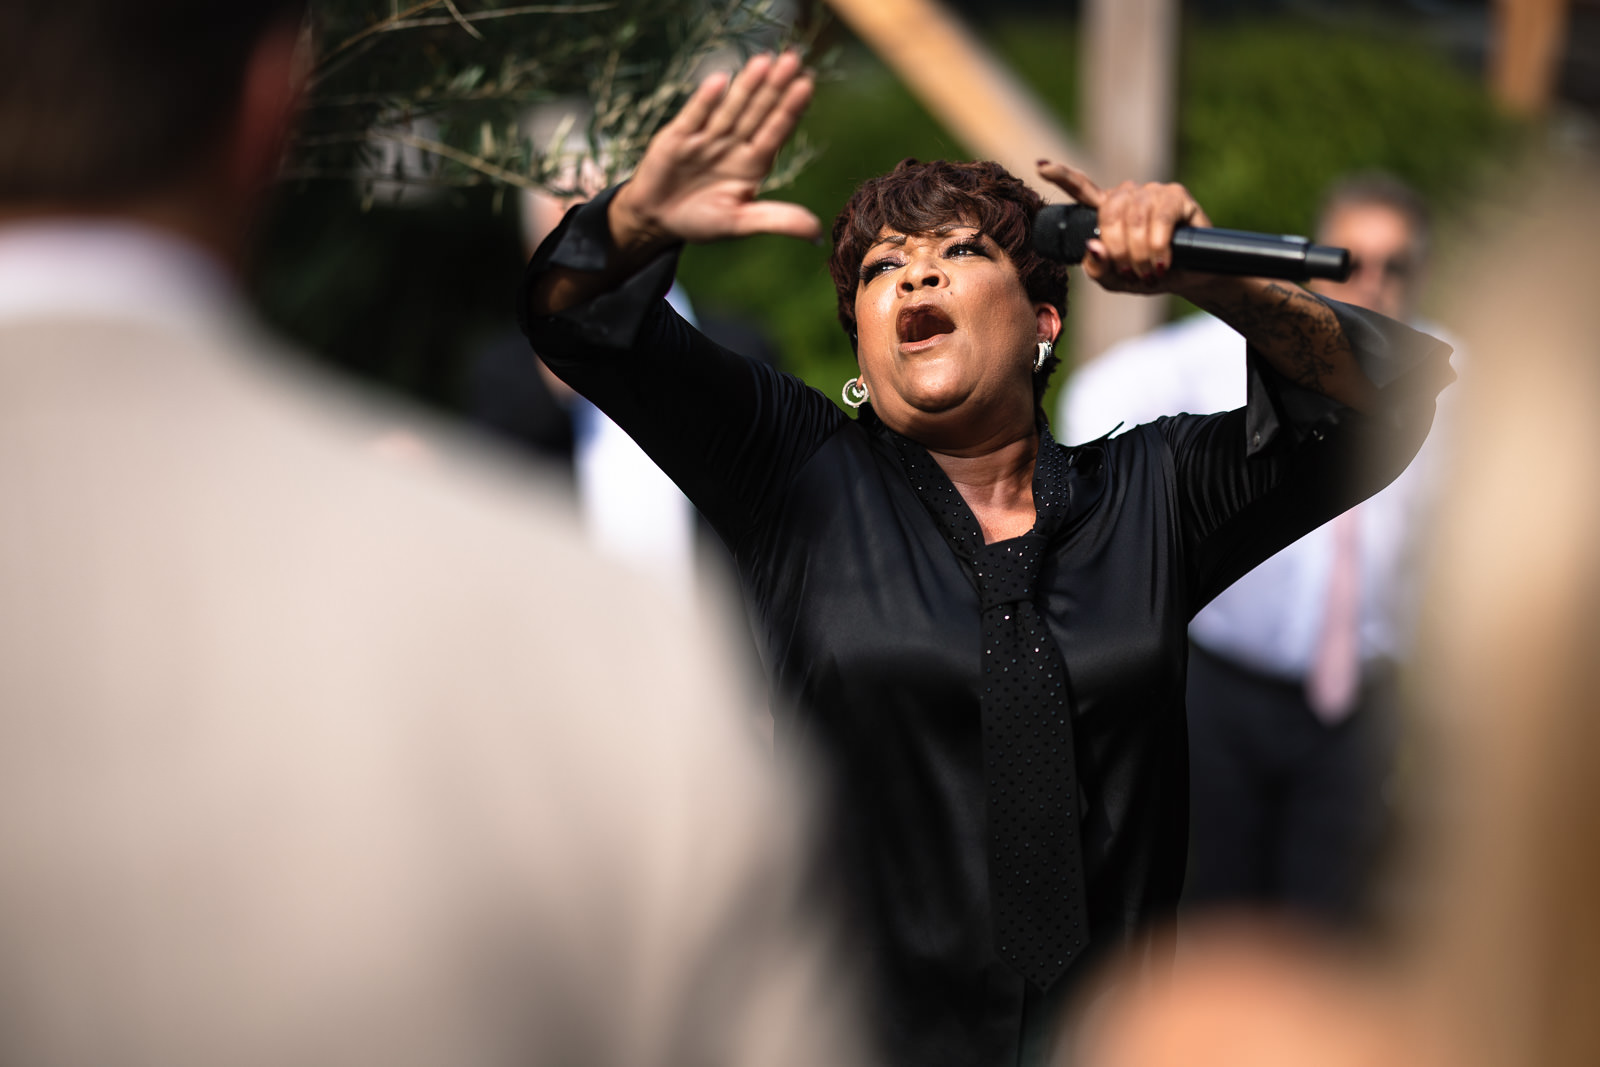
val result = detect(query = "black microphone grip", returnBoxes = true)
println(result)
[1032,203,1352,283]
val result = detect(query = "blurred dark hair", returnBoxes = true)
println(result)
[1317,172,1433,263]
[829,158,1069,409]
[0,0,307,201]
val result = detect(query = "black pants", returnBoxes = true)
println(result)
[1181,641,1399,925]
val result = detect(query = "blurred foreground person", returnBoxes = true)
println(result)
[1067,165,1600,1067]
[0,3,860,1065]
[1061,176,1451,924]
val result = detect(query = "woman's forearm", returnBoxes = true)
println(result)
[1180,275,1379,412]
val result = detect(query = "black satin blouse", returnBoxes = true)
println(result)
[519,187,1453,1067]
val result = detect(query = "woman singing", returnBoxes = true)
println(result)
[520,51,1451,1067]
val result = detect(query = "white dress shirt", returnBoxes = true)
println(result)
[569,282,699,601]
[1059,312,1454,680]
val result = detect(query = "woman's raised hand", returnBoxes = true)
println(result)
[612,51,821,249]
[1036,160,1214,296]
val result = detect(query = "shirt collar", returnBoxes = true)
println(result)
[0,219,244,338]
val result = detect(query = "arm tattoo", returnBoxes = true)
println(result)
[1192,282,1349,393]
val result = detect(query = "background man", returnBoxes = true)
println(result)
[0,3,858,1063]
[1059,175,1452,923]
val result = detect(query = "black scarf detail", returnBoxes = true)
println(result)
[884,420,1090,992]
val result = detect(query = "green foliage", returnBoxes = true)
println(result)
[295,0,791,195]
[259,0,804,408]
[259,9,1519,420]
[1177,19,1519,236]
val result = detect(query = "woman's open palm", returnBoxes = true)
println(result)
[617,51,820,245]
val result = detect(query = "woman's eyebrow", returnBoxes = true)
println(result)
[867,225,982,252]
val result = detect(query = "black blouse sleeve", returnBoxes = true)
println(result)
[1157,297,1454,615]
[515,185,848,550]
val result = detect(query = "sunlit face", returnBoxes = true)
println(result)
[852,223,1059,445]
[1310,202,1422,322]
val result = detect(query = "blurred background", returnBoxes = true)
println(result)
[253,0,1592,428]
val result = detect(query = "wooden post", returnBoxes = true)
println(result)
[1078,0,1179,363]
[1491,0,1572,116]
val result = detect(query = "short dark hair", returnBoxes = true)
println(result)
[829,158,1070,408]
[1317,172,1433,265]
[0,0,307,202]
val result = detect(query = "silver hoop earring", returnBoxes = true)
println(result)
[1035,339,1054,373]
[842,377,869,409]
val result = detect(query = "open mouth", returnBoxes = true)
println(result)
[897,304,956,344]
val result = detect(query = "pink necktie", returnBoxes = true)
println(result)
[1307,506,1362,723]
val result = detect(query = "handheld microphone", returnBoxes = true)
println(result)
[1031,204,1352,282]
